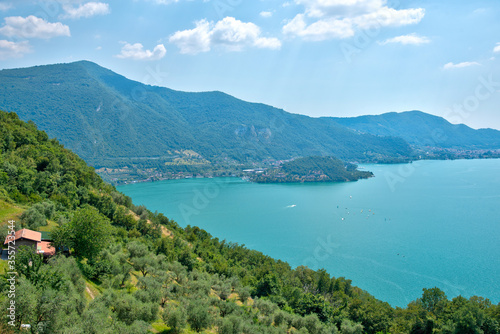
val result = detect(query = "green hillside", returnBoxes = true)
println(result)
[1,112,499,333]
[333,111,500,150]
[250,156,373,183]
[0,61,412,170]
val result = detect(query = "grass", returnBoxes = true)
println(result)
[84,279,104,302]
[128,271,140,293]
[0,200,24,224]
[0,260,8,275]
[37,219,59,232]
[150,322,170,333]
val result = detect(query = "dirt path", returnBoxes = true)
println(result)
[86,286,95,300]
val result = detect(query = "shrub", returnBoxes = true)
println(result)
[218,315,242,334]
[187,301,212,332]
[341,319,364,334]
[163,305,187,334]
[20,206,46,229]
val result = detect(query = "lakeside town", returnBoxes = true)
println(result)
[97,148,500,185]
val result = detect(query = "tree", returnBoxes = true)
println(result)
[127,241,149,258]
[187,301,212,332]
[219,315,242,334]
[113,206,137,230]
[55,206,112,261]
[15,246,43,284]
[132,255,156,277]
[341,319,364,334]
[20,206,46,229]
[452,301,488,334]
[317,269,331,295]
[420,287,447,315]
[178,248,197,271]
[164,305,187,334]
[9,277,39,330]
[303,314,327,334]
[238,286,251,304]
[76,299,115,334]
[256,273,282,297]
[410,317,434,334]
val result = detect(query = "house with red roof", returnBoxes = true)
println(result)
[4,228,55,257]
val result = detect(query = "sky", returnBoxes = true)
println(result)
[0,0,500,130]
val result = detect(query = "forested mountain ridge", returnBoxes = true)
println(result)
[333,111,500,150]
[1,110,500,333]
[0,61,412,169]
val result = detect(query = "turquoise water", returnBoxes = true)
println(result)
[117,159,500,307]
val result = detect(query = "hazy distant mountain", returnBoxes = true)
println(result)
[0,61,411,167]
[333,111,500,150]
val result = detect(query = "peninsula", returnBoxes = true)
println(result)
[248,156,374,183]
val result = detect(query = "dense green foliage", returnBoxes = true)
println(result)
[0,110,499,333]
[52,207,112,261]
[250,156,373,183]
[0,61,412,169]
[333,111,500,150]
[19,201,54,229]
[0,111,104,205]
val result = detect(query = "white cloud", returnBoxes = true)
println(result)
[352,7,425,29]
[472,8,487,15]
[0,40,31,59]
[51,0,99,3]
[170,17,281,54]
[443,61,481,70]
[0,16,70,39]
[141,0,182,4]
[380,33,430,45]
[169,20,212,54]
[0,3,12,11]
[254,37,282,50]
[297,0,387,18]
[116,42,166,60]
[494,43,500,53]
[283,14,354,40]
[260,11,273,18]
[283,0,425,41]
[61,2,110,19]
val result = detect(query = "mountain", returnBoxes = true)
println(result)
[2,110,500,334]
[0,61,411,169]
[332,111,500,150]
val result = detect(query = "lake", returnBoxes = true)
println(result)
[117,159,500,307]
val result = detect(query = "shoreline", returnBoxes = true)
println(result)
[103,156,500,186]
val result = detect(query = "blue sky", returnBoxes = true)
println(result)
[1,0,500,129]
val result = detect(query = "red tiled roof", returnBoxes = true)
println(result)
[37,241,55,256]
[4,229,42,245]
